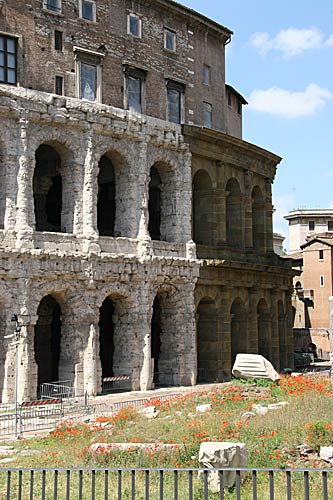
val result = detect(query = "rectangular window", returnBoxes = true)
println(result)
[167,81,184,124]
[43,0,62,13]
[227,91,232,106]
[54,30,63,51]
[203,65,211,86]
[127,76,142,113]
[237,100,242,114]
[320,275,324,287]
[309,220,315,231]
[328,221,333,231]
[80,62,97,101]
[203,102,212,128]
[80,0,96,21]
[55,75,63,95]
[128,14,141,37]
[164,28,176,51]
[0,35,17,85]
[319,249,324,261]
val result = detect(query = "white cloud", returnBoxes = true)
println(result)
[248,84,332,119]
[250,27,333,56]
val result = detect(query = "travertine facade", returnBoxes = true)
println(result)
[0,0,294,402]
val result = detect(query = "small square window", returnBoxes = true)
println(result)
[44,0,62,13]
[319,249,324,260]
[320,275,324,287]
[55,75,63,95]
[203,65,210,86]
[328,221,333,231]
[203,102,212,128]
[128,14,141,37]
[309,220,315,231]
[54,30,63,51]
[80,0,96,22]
[164,29,176,51]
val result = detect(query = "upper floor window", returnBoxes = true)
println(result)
[320,275,325,287]
[55,75,64,95]
[79,0,96,22]
[319,249,324,261]
[128,13,141,37]
[227,91,232,106]
[203,65,211,86]
[203,102,212,128]
[75,48,104,102]
[308,220,315,231]
[166,80,184,124]
[328,221,333,231]
[124,67,146,114]
[43,0,62,13]
[0,35,17,85]
[237,100,242,114]
[54,30,63,51]
[164,28,176,51]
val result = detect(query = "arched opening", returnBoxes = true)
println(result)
[192,170,213,246]
[196,297,218,382]
[148,166,161,240]
[97,155,116,236]
[34,145,62,232]
[99,297,115,378]
[278,301,286,369]
[231,298,247,364]
[151,296,162,385]
[257,299,271,361]
[226,178,243,248]
[34,295,62,389]
[252,186,265,250]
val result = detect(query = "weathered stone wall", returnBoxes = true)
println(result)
[0,0,233,134]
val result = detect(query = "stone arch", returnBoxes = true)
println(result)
[34,295,62,392]
[252,186,265,250]
[196,296,218,383]
[34,141,76,233]
[226,177,243,248]
[192,169,214,246]
[278,300,286,369]
[148,161,177,242]
[150,284,179,386]
[257,298,271,361]
[231,298,247,364]
[96,148,130,237]
[97,154,115,236]
[98,292,132,387]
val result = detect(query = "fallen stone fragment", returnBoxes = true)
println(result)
[196,404,212,413]
[0,446,17,456]
[267,402,288,410]
[320,446,333,462]
[297,444,312,456]
[0,458,14,463]
[232,354,280,382]
[241,411,256,421]
[138,406,159,419]
[198,442,249,492]
[252,404,268,416]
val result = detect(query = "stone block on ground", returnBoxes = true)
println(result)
[232,354,280,382]
[198,442,249,492]
[320,446,333,462]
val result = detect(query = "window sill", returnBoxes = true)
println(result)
[127,33,142,40]
[163,48,177,55]
[79,17,97,25]
[42,8,64,17]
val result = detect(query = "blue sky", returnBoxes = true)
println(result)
[181,0,333,248]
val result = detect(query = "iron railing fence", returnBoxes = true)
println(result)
[0,467,331,500]
[0,393,183,437]
[40,381,75,400]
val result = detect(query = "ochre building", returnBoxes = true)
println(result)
[0,0,294,402]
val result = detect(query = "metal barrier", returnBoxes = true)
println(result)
[0,467,331,499]
[40,381,75,400]
[102,375,132,394]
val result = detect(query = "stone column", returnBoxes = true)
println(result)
[244,171,253,250]
[136,142,153,258]
[3,153,18,234]
[83,321,102,396]
[220,288,232,380]
[59,315,85,396]
[265,179,274,253]
[82,134,99,238]
[247,288,258,353]
[62,160,84,234]
[15,118,34,245]
[213,187,226,247]
[270,292,280,369]
[177,283,197,386]
[174,150,192,244]
[285,289,295,369]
